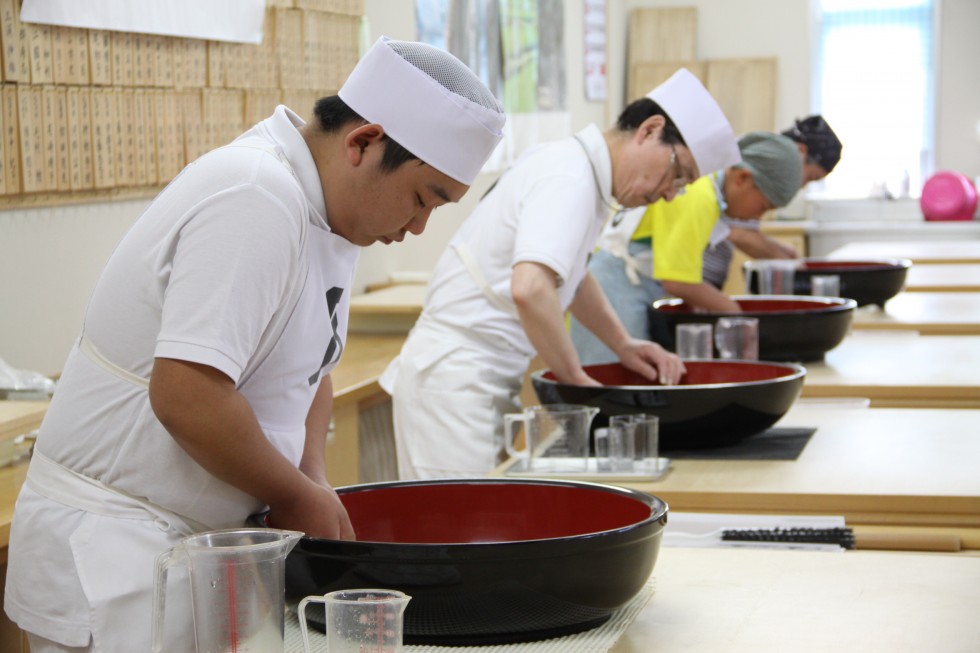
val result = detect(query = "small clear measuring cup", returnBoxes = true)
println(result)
[151,527,303,653]
[298,589,411,653]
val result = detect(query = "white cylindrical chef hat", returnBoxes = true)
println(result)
[647,69,740,175]
[339,37,505,185]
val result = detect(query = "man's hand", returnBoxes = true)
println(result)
[615,338,686,386]
[268,481,355,541]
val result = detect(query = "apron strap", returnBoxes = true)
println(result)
[26,450,209,535]
[452,242,520,319]
[79,333,150,388]
[78,140,309,391]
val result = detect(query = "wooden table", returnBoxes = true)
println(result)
[0,401,47,443]
[852,292,980,335]
[495,403,980,544]
[828,239,980,264]
[903,263,980,292]
[315,333,403,487]
[606,404,980,540]
[611,547,980,652]
[348,283,425,333]
[0,401,47,561]
[801,331,980,407]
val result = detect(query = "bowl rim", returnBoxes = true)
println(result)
[797,256,913,271]
[300,478,669,547]
[531,360,806,391]
[652,294,857,315]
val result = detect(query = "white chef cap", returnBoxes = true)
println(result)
[339,37,505,185]
[647,69,740,175]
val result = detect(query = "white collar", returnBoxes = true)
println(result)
[262,106,329,228]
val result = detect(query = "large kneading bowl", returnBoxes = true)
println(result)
[745,258,911,307]
[285,478,668,645]
[649,295,856,361]
[532,360,805,449]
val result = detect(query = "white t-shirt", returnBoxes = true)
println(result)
[6,106,360,647]
[423,124,613,356]
[35,105,359,527]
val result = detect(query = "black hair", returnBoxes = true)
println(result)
[312,95,421,174]
[781,115,842,172]
[615,97,686,146]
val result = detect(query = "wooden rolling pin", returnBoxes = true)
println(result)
[850,528,961,553]
[721,527,962,552]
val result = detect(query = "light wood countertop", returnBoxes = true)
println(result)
[0,401,47,443]
[329,333,404,404]
[618,404,980,534]
[904,263,980,292]
[496,403,980,542]
[829,239,980,264]
[801,331,980,407]
[611,547,980,652]
[851,292,980,335]
[348,284,425,333]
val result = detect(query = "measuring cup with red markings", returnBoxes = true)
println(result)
[151,527,303,653]
[298,589,411,653]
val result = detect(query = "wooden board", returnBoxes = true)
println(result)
[611,548,980,653]
[627,7,698,64]
[852,292,980,335]
[801,331,980,407]
[904,263,980,292]
[705,58,777,133]
[828,239,980,264]
[628,60,704,103]
[0,401,47,443]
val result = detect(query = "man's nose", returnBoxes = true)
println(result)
[406,207,433,235]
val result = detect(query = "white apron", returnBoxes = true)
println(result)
[381,243,530,479]
[381,313,529,480]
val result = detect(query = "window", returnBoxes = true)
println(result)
[416,0,569,171]
[813,0,936,198]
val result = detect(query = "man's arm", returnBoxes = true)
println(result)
[301,374,333,487]
[729,227,798,259]
[568,271,685,385]
[511,261,597,386]
[661,279,742,313]
[149,358,355,539]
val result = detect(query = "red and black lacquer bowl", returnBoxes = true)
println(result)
[745,258,911,307]
[285,479,668,645]
[649,295,856,361]
[531,360,805,449]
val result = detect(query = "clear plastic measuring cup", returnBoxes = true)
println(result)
[298,589,411,653]
[504,404,599,473]
[151,527,303,653]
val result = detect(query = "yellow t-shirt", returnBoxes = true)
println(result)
[631,174,721,284]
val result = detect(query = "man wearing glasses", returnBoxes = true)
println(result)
[381,69,739,480]
[572,131,803,364]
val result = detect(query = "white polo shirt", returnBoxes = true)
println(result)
[34,105,358,528]
[423,124,613,355]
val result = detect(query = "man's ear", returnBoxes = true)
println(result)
[731,167,754,186]
[635,114,666,144]
[344,123,386,166]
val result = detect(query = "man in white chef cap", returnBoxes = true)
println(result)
[381,69,739,480]
[5,37,504,653]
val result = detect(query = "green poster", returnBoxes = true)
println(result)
[499,0,538,113]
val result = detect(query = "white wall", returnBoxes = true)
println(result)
[0,200,148,373]
[937,0,980,180]
[2,0,979,373]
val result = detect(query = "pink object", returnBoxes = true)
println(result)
[920,171,978,221]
